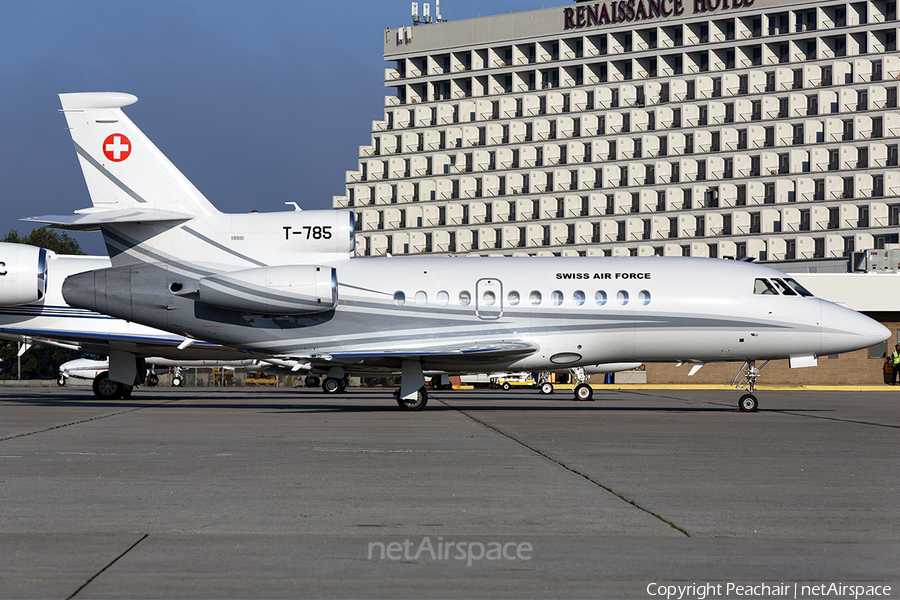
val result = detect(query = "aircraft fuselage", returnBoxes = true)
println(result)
[61,255,887,374]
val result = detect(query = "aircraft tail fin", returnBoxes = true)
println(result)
[58,93,216,219]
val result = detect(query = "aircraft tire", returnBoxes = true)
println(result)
[304,376,320,388]
[172,377,182,387]
[738,394,758,412]
[57,376,66,387]
[502,382,511,391]
[147,374,159,387]
[574,383,594,401]
[93,372,121,400]
[540,382,554,395]
[323,377,342,393]
[395,387,428,411]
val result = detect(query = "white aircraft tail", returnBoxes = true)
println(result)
[58,92,216,218]
[30,93,355,271]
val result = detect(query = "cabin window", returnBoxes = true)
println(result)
[573,290,585,306]
[482,291,496,306]
[415,291,428,305]
[437,291,450,306]
[551,290,564,306]
[530,290,542,305]
[393,291,406,306]
[753,278,778,295]
[459,291,472,306]
[508,291,521,306]
[595,290,608,306]
[617,290,629,305]
[783,278,814,297]
[639,290,651,305]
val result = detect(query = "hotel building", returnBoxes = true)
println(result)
[334,0,900,272]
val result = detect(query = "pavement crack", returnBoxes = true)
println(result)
[439,399,690,537]
[0,399,182,443]
[66,533,148,599]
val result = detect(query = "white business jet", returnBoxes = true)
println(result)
[0,242,638,398]
[29,93,889,412]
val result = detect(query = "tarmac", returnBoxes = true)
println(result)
[0,385,897,599]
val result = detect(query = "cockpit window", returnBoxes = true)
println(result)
[753,278,778,295]
[783,278,814,297]
[770,278,797,296]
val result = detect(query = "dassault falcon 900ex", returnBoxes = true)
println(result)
[28,92,889,412]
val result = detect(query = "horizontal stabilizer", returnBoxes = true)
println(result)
[24,208,194,231]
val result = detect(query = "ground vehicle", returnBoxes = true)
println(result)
[496,372,537,390]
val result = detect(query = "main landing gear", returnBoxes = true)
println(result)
[394,386,428,410]
[92,372,133,400]
[732,360,769,412]
[322,377,347,394]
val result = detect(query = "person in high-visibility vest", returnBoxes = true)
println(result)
[892,344,900,385]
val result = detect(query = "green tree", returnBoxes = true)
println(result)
[0,227,88,379]
[2,227,85,255]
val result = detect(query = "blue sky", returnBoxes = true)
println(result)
[0,0,555,254]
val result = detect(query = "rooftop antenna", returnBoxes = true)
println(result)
[411,2,420,25]
[436,0,442,22]
[423,2,431,24]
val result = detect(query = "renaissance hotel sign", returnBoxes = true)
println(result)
[563,0,754,29]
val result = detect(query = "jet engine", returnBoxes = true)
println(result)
[198,265,337,315]
[0,243,48,305]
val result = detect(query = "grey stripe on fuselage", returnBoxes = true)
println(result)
[101,228,215,278]
[182,226,267,268]
[238,307,805,354]
[103,224,267,275]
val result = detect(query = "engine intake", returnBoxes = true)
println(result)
[198,265,337,315]
[0,243,48,305]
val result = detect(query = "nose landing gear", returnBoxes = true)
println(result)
[569,366,594,401]
[732,360,769,412]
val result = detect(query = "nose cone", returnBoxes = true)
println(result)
[820,300,891,355]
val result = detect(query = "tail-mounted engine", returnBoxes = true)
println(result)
[198,265,337,315]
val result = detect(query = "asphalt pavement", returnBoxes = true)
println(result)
[0,386,897,599]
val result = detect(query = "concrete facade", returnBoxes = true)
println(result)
[336,0,900,266]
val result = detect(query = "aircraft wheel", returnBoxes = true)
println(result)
[57,375,66,387]
[322,377,342,393]
[395,387,428,411]
[540,382,554,395]
[147,374,159,387]
[574,383,594,401]
[304,375,320,388]
[92,372,121,400]
[172,377,182,387]
[738,394,758,413]
[502,382,511,391]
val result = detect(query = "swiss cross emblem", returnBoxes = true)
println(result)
[102,134,131,162]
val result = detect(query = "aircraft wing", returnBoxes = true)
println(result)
[0,326,251,362]
[23,208,194,231]
[286,339,540,368]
